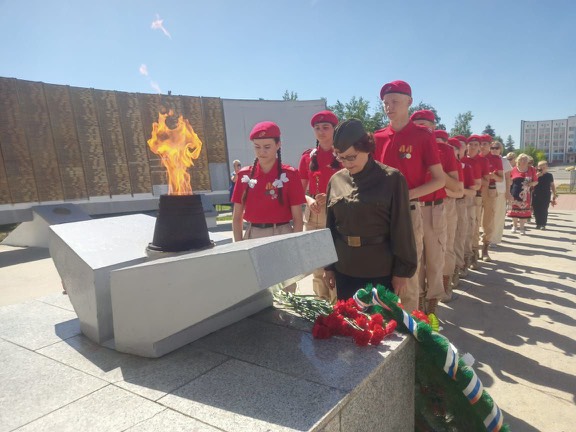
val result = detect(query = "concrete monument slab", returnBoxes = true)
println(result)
[15,385,165,432]
[2,204,91,248]
[110,229,337,357]
[125,408,223,432]
[158,358,347,432]
[37,335,228,401]
[0,339,107,432]
[49,214,231,344]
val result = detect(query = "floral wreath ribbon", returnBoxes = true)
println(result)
[353,285,506,432]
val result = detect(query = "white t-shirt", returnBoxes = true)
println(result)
[496,157,512,194]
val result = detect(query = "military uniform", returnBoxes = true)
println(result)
[478,137,503,260]
[298,110,341,302]
[374,120,440,312]
[232,163,305,230]
[418,137,459,307]
[326,157,417,299]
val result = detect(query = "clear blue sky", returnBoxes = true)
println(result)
[1,0,575,145]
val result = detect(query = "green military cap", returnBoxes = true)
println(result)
[333,119,367,152]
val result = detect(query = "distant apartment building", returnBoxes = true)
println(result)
[520,116,576,164]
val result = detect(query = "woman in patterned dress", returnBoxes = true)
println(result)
[507,153,539,235]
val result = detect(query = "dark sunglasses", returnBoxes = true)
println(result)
[490,146,500,150]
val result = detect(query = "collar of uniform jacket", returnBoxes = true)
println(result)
[349,156,382,190]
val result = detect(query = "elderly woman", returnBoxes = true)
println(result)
[490,141,513,244]
[507,153,538,234]
[323,119,417,301]
[532,161,557,230]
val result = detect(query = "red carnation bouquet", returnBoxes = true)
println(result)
[273,290,436,347]
[312,298,397,346]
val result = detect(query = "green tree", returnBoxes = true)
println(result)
[328,96,385,132]
[482,124,495,137]
[505,135,516,153]
[523,147,546,164]
[450,111,473,137]
[282,90,298,101]
[408,102,446,130]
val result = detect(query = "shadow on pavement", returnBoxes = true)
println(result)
[441,216,576,409]
[501,410,542,432]
[0,247,51,268]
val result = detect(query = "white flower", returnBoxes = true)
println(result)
[241,175,257,188]
[272,173,289,188]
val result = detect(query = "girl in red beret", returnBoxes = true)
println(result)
[298,110,341,302]
[231,121,306,245]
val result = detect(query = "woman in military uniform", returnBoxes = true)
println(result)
[323,119,418,301]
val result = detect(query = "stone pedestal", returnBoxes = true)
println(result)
[109,230,336,357]
[2,204,91,248]
[49,214,338,358]
[48,214,231,344]
[161,307,416,432]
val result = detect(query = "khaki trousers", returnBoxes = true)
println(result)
[303,205,336,303]
[400,204,423,312]
[419,203,447,301]
[481,188,498,244]
[244,223,297,293]
[472,196,483,253]
[464,196,476,260]
[443,198,458,276]
[454,198,468,269]
[491,192,507,244]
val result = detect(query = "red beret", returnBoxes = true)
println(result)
[453,135,467,142]
[410,110,435,123]
[310,110,339,127]
[249,121,281,140]
[467,134,482,143]
[434,130,449,141]
[481,134,493,142]
[380,80,412,99]
[447,138,462,149]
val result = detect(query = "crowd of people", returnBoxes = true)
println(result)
[229,80,559,318]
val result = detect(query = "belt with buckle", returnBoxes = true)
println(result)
[476,191,482,197]
[250,222,290,229]
[339,233,386,247]
[420,198,444,207]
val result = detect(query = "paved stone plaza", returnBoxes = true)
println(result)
[1,210,575,431]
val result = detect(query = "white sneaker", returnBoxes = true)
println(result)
[520,228,526,235]
[511,227,517,233]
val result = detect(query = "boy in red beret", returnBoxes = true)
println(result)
[464,135,489,269]
[374,81,446,313]
[408,118,461,309]
[477,136,503,261]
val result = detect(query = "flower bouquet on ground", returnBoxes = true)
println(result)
[273,291,398,346]
[273,285,509,432]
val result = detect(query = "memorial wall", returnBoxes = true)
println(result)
[0,77,227,205]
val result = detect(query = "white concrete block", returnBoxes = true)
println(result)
[2,204,91,248]
[49,214,231,344]
[110,229,337,357]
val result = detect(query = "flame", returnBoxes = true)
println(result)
[147,111,202,195]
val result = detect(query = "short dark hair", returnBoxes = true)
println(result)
[352,133,375,154]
